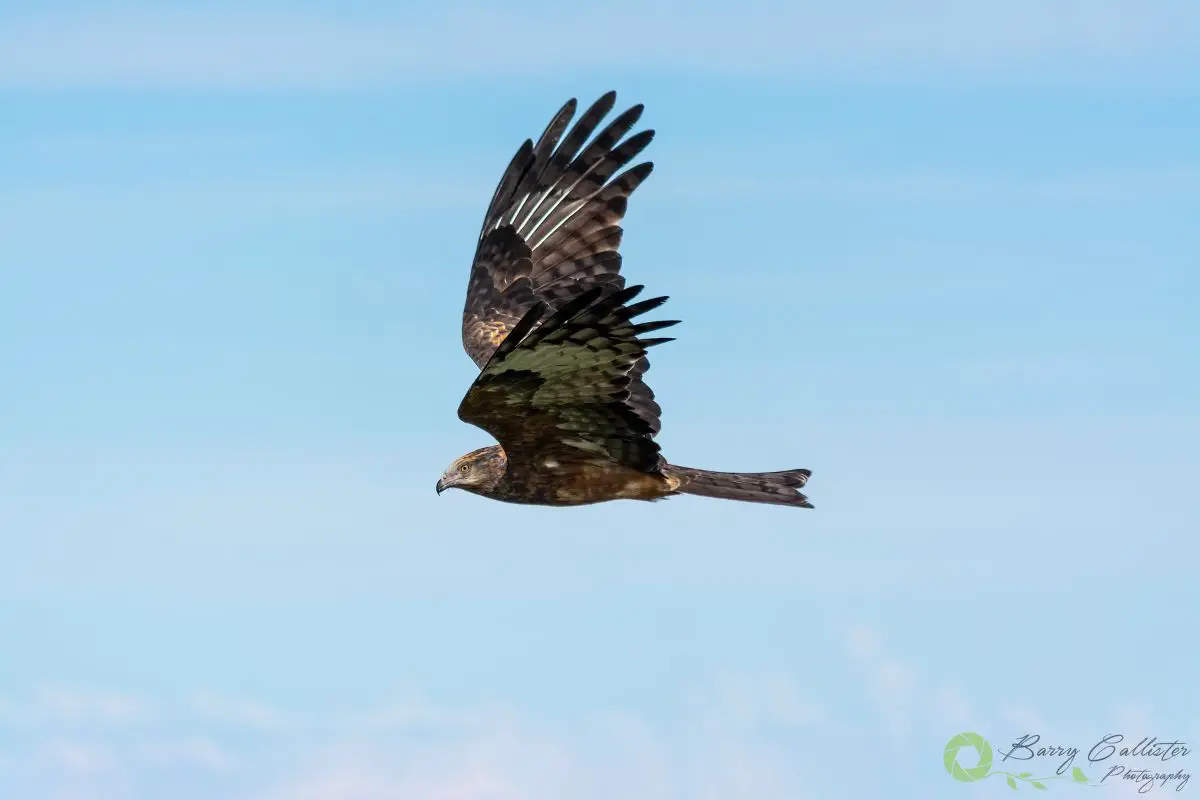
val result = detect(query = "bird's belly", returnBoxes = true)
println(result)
[518,463,671,506]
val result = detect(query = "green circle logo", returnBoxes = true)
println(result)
[944,732,993,782]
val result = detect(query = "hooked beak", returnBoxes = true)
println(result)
[435,477,447,495]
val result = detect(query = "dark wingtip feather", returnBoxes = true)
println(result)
[618,295,670,320]
[632,319,680,335]
[612,103,644,128]
[583,91,618,122]
[620,128,655,152]
[545,98,577,132]
[615,162,654,188]
[607,284,646,307]
[640,337,675,348]
[531,285,607,336]
[532,98,578,153]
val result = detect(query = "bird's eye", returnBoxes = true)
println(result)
[459,464,470,474]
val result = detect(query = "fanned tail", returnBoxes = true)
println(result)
[663,464,813,508]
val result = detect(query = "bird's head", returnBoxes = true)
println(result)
[436,445,506,496]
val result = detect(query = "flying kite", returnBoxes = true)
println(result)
[436,92,813,508]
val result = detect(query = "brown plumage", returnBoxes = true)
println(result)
[437,93,813,509]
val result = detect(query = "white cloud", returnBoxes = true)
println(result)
[38,740,113,775]
[257,737,576,800]
[847,624,882,662]
[699,676,824,733]
[247,677,824,800]
[342,693,518,735]
[191,691,296,733]
[256,718,818,800]
[4,675,1181,800]
[0,2,1195,90]
[36,687,148,726]
[846,627,915,744]
[870,658,917,748]
[872,659,915,698]
[845,626,959,751]
[133,738,235,772]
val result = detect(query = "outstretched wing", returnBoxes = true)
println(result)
[461,91,654,371]
[458,285,679,475]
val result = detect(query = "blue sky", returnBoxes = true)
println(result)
[1,1,1198,798]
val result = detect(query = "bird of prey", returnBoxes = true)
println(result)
[436,92,813,508]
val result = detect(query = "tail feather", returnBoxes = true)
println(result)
[663,464,813,508]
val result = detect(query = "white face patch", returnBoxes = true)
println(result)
[542,458,559,469]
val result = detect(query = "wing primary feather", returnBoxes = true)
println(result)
[521,286,607,346]
[550,91,618,176]
[525,127,654,245]
[573,285,644,323]
[576,105,647,168]
[481,139,534,239]
[512,92,619,232]
[512,99,649,246]
[526,129,655,251]
[616,295,670,320]
[601,284,645,308]
[505,98,578,228]
[595,161,654,207]
[532,163,653,274]
[632,320,680,335]
[533,98,577,154]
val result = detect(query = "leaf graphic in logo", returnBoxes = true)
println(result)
[1007,776,1017,789]
[1072,767,1089,783]
[1019,773,1032,778]
[1032,781,1047,790]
